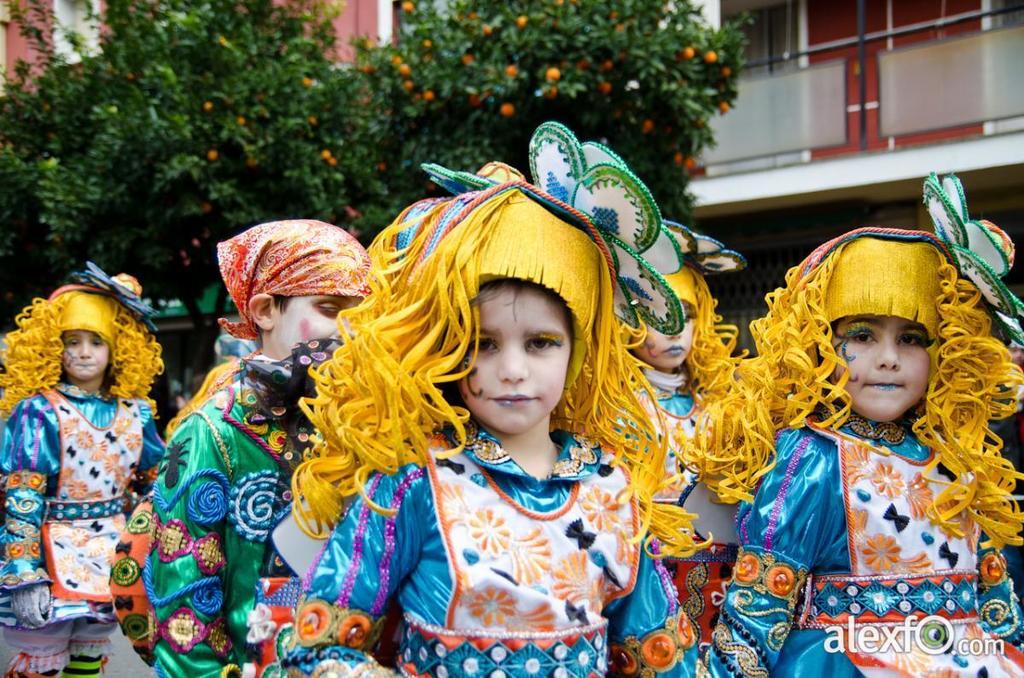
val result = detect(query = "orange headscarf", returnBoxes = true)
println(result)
[217,220,371,339]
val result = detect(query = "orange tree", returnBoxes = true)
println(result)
[0,0,384,367]
[352,0,745,230]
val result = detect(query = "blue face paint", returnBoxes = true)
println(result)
[840,340,856,364]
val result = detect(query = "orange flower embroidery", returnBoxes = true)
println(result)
[894,551,933,575]
[505,601,557,631]
[74,430,95,452]
[870,462,906,499]
[60,418,79,438]
[906,473,934,519]
[552,551,602,611]
[66,479,92,500]
[464,587,518,626]
[114,416,132,436]
[123,432,143,453]
[466,508,511,557]
[508,527,552,586]
[438,482,469,524]
[848,509,868,542]
[579,485,621,532]
[89,439,109,461]
[861,534,902,572]
[845,445,873,484]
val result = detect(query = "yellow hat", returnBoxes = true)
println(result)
[663,266,699,309]
[824,237,943,335]
[450,190,601,386]
[58,291,118,347]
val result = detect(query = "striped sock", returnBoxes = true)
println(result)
[58,656,102,678]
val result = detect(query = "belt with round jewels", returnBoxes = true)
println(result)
[398,615,609,678]
[795,571,979,628]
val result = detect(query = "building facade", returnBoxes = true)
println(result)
[696,0,1024,347]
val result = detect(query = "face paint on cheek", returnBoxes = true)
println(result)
[298,318,314,343]
[465,368,484,399]
[840,341,857,364]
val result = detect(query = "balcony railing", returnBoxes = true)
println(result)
[878,24,1024,137]
[703,59,847,165]
[703,19,1024,170]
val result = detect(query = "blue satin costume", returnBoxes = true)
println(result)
[286,427,698,677]
[703,423,1024,676]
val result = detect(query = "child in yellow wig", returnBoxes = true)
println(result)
[689,174,1024,676]
[631,225,746,653]
[284,122,704,677]
[0,263,164,678]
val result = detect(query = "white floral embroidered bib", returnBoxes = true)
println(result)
[426,441,640,633]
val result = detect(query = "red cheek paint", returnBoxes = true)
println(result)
[299,318,313,342]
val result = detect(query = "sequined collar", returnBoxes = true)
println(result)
[56,382,112,402]
[461,421,604,481]
[841,413,910,446]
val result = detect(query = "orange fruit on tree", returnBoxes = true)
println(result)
[201,201,214,214]
[461,53,475,66]
[245,157,258,169]
[468,11,477,19]
[719,101,730,113]
[681,46,695,60]
[544,86,558,99]
[327,157,338,167]
[422,39,432,49]
[576,59,590,71]
[641,119,654,134]
[609,10,618,19]
[483,24,493,36]
[302,76,314,87]
[601,59,614,72]
[500,102,515,117]
[468,93,482,107]
[308,115,318,125]
[236,116,246,126]
[545,67,561,82]
[423,89,435,102]
[207,149,219,162]
[391,54,403,66]
[597,80,612,94]
[685,157,697,170]
[401,1,414,12]
[377,161,387,172]
[673,151,684,166]
[704,50,718,64]
[360,64,375,74]
[321,149,332,159]
[398,63,412,76]
[202,101,214,112]
[516,15,528,29]
[505,64,519,77]
[403,79,415,92]
[720,66,732,77]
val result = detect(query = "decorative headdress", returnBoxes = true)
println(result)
[0,263,163,414]
[686,173,1024,548]
[216,219,372,340]
[294,122,704,559]
[661,222,746,308]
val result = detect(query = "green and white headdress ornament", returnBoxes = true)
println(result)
[923,172,1024,343]
[422,121,690,335]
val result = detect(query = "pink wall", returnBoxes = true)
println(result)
[3,0,381,73]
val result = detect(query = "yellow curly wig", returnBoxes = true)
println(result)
[0,293,164,415]
[685,233,1024,548]
[293,185,705,559]
[682,271,743,403]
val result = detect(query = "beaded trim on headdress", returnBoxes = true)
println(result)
[923,173,1024,343]
[49,261,158,331]
[419,122,688,335]
[663,220,746,276]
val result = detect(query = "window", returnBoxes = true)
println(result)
[727,0,801,76]
[53,0,99,62]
